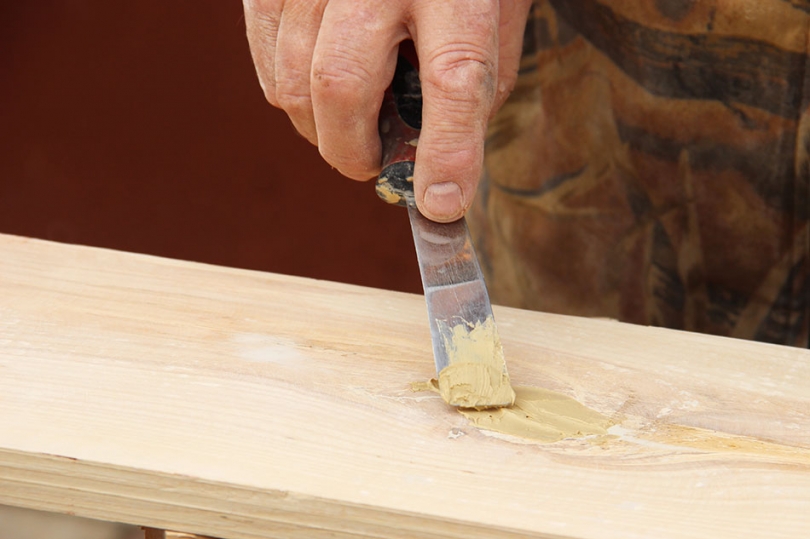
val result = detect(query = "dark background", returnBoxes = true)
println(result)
[1,1,421,293]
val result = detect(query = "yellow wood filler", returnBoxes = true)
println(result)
[459,386,613,443]
[375,175,405,205]
[436,316,516,409]
[413,382,612,442]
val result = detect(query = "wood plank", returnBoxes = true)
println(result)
[0,233,809,538]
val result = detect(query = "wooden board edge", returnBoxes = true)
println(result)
[0,448,560,539]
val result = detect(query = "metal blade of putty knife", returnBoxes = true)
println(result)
[375,45,515,410]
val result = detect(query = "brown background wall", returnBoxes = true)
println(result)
[0,1,421,294]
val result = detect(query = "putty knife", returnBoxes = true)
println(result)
[376,47,515,409]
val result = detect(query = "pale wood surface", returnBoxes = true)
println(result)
[1,233,809,538]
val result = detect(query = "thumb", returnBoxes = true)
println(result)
[411,0,499,223]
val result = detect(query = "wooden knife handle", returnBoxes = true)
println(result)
[376,42,421,207]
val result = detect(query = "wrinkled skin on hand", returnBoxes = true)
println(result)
[243,0,533,222]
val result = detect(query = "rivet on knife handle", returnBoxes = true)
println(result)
[376,43,516,410]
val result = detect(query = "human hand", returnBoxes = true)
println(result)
[243,0,533,222]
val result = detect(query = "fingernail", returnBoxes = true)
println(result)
[423,182,465,222]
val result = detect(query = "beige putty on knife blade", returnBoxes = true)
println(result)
[436,316,516,409]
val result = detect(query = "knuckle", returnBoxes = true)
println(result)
[311,48,374,99]
[319,144,378,180]
[276,93,312,116]
[261,86,279,108]
[276,89,312,116]
[252,66,278,107]
[422,44,497,103]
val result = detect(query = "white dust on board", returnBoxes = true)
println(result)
[232,333,305,365]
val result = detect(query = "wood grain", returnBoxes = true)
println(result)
[1,233,809,538]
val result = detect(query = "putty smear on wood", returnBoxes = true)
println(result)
[436,316,516,409]
[414,381,613,443]
[459,386,613,442]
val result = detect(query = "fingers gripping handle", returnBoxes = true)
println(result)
[376,44,421,207]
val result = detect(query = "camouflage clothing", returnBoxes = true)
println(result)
[472,0,810,346]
